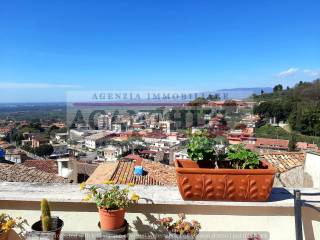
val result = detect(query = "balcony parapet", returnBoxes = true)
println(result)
[0,182,319,207]
[1,182,320,240]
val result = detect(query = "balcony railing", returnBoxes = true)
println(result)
[1,182,320,240]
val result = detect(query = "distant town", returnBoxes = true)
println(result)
[0,80,319,188]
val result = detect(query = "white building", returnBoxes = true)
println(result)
[55,133,68,143]
[84,131,112,150]
[97,145,128,161]
[97,114,112,130]
[159,121,175,134]
[56,158,73,178]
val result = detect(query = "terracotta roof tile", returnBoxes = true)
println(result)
[0,163,67,183]
[88,159,177,186]
[260,152,305,173]
[76,162,98,176]
[23,160,58,174]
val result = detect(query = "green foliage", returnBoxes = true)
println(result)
[34,144,54,157]
[273,84,283,93]
[253,79,320,136]
[0,213,27,234]
[253,101,292,123]
[288,134,297,151]
[84,182,139,210]
[227,144,260,169]
[187,131,214,161]
[40,199,52,231]
[188,97,208,106]
[206,93,220,100]
[255,124,320,146]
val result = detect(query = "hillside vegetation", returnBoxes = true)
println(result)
[253,79,320,137]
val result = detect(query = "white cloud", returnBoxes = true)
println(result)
[303,69,320,78]
[277,68,299,78]
[276,67,320,79]
[0,82,82,89]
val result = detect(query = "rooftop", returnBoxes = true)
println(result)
[22,159,58,174]
[85,131,113,141]
[87,159,176,186]
[0,163,66,183]
[260,152,305,173]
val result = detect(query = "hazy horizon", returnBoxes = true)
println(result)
[1,1,319,102]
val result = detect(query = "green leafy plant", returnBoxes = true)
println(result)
[82,181,139,210]
[159,213,201,238]
[40,198,52,231]
[0,213,27,234]
[227,144,260,169]
[187,130,215,161]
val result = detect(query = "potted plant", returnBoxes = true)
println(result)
[82,181,139,231]
[31,199,64,239]
[175,131,275,201]
[159,213,201,239]
[0,213,27,240]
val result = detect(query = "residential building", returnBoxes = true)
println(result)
[84,131,113,150]
[159,120,175,134]
[112,123,126,132]
[97,114,112,130]
[55,132,68,143]
[255,138,289,152]
[31,135,49,148]
[50,143,69,158]
[97,145,129,162]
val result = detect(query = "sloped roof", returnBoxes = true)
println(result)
[260,152,305,173]
[76,162,98,176]
[256,138,289,149]
[86,162,117,184]
[23,160,58,174]
[0,163,67,183]
[87,159,176,186]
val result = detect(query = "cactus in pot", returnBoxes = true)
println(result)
[41,199,52,231]
[31,198,64,239]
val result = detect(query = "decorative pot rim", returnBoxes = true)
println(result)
[31,217,64,233]
[175,159,276,175]
[98,207,125,212]
[98,219,128,232]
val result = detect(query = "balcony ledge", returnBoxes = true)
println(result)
[0,181,320,207]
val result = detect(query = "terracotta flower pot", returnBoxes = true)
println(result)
[0,231,9,240]
[99,208,125,231]
[175,159,275,201]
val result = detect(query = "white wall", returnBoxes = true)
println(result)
[304,152,320,188]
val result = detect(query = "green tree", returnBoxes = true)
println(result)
[34,144,54,157]
[288,134,297,151]
[207,94,220,101]
[273,84,283,93]
[188,97,208,106]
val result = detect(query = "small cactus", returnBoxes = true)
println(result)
[40,198,52,231]
[41,215,51,231]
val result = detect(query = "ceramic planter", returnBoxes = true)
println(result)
[31,217,64,240]
[0,231,9,240]
[175,159,275,201]
[99,208,125,231]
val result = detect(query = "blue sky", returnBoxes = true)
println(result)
[0,0,319,102]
